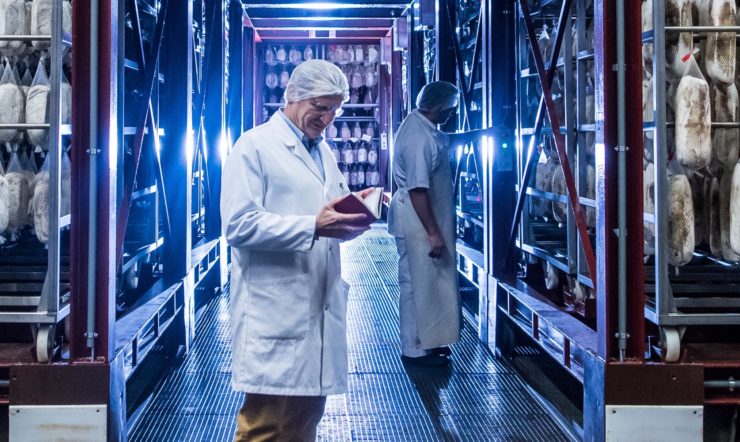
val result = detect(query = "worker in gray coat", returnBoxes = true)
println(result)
[388,81,461,366]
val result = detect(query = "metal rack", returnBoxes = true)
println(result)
[644,5,740,361]
[116,0,168,314]
[513,0,598,315]
[0,1,73,363]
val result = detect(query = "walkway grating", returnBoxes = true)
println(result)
[129,225,571,441]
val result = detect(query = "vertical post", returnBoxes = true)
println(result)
[409,13,426,109]
[204,0,226,241]
[70,0,119,363]
[593,0,645,362]
[435,0,456,132]
[564,13,578,276]
[484,0,516,277]
[380,58,392,192]
[243,23,255,131]
[228,1,245,139]
[624,0,645,361]
[593,0,617,360]
[161,0,194,344]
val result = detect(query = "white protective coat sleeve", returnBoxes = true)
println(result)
[220,141,316,252]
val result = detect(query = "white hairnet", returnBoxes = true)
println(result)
[284,60,350,103]
[416,81,459,111]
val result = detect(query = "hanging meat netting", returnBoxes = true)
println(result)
[675,54,711,170]
[31,0,72,49]
[665,0,693,79]
[704,0,736,84]
[0,59,24,142]
[0,0,26,56]
[666,160,696,266]
[26,57,50,149]
[707,82,739,176]
[30,153,49,243]
[5,150,30,239]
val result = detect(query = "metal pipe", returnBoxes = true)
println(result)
[0,380,8,388]
[0,35,50,41]
[86,0,100,359]
[665,25,740,32]
[0,124,52,129]
[615,0,628,360]
[705,378,736,391]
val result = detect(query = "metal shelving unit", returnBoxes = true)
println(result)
[643,4,740,361]
[254,40,387,192]
[514,0,597,317]
[0,1,73,363]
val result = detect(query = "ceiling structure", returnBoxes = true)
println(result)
[243,1,413,39]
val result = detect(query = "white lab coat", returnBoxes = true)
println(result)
[221,113,350,396]
[388,110,461,352]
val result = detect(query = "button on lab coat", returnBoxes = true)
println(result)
[221,113,350,396]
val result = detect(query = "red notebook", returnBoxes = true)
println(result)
[334,187,383,221]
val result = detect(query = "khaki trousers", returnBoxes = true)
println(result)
[234,394,327,442]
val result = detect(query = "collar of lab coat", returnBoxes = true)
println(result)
[412,109,438,130]
[269,112,325,183]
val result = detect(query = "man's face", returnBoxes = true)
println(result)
[292,95,344,139]
[425,105,458,125]
[437,106,457,125]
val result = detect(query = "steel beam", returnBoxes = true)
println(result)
[70,0,120,362]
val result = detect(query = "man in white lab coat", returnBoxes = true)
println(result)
[221,60,372,441]
[388,81,461,366]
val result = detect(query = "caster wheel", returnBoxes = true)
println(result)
[661,327,681,363]
[36,325,55,363]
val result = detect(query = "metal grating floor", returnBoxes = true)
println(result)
[129,225,571,441]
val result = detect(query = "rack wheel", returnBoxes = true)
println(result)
[661,327,681,363]
[36,325,55,363]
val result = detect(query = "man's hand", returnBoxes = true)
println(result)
[316,198,372,241]
[428,231,446,259]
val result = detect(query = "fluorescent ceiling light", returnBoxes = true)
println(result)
[246,3,408,9]
[302,3,355,9]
